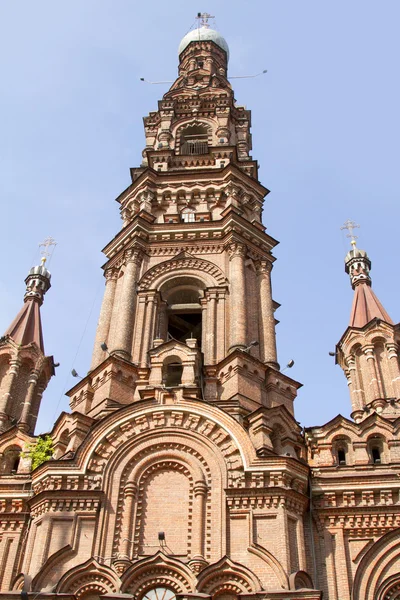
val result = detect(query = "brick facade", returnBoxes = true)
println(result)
[1,18,399,600]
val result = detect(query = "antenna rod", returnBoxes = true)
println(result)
[229,70,268,79]
[140,78,173,85]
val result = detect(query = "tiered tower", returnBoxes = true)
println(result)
[0,18,321,599]
[2,17,400,600]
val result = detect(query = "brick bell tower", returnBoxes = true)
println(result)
[0,16,321,600]
[73,15,301,426]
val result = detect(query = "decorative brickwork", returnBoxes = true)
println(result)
[2,17,400,600]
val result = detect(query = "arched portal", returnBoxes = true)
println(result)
[160,276,205,350]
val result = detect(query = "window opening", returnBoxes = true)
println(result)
[371,446,381,464]
[337,449,346,465]
[142,589,176,600]
[163,362,183,387]
[182,209,195,223]
[180,125,208,155]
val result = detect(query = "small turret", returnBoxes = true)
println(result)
[0,245,55,434]
[336,222,400,422]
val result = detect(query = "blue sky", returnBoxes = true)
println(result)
[1,1,399,433]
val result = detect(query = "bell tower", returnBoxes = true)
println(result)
[68,15,300,428]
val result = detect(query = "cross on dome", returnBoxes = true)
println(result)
[341,219,360,247]
[196,12,215,28]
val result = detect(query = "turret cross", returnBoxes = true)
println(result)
[341,219,360,246]
[39,236,57,263]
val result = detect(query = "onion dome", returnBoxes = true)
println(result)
[24,258,51,304]
[178,26,229,61]
[345,240,371,289]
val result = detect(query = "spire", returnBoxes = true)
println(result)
[342,220,393,328]
[4,258,52,352]
[0,241,55,434]
[336,222,400,422]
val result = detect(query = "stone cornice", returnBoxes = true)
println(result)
[116,163,269,206]
[102,210,276,268]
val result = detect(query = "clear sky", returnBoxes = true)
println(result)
[1,1,399,434]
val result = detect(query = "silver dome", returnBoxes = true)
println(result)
[178,27,229,61]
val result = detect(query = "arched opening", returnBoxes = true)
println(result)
[337,448,346,465]
[161,278,204,350]
[368,436,384,464]
[142,588,176,600]
[180,124,209,155]
[163,357,183,388]
[0,446,21,475]
[372,446,381,464]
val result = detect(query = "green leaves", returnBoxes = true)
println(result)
[22,435,54,470]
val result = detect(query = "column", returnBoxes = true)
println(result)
[200,297,209,362]
[157,300,168,340]
[191,480,208,560]
[119,482,138,559]
[333,526,351,600]
[363,345,381,400]
[345,355,364,411]
[324,530,339,600]
[257,260,278,367]
[132,293,147,364]
[90,268,118,370]
[228,243,247,351]
[19,370,39,432]
[140,293,157,366]
[296,517,307,572]
[386,342,400,397]
[0,355,21,431]
[30,383,45,434]
[112,249,143,359]
[206,290,217,365]
[216,289,226,362]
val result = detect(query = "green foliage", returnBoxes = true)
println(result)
[22,435,54,470]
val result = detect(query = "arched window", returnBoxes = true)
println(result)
[160,278,204,350]
[337,448,346,465]
[0,446,21,475]
[368,436,384,464]
[180,124,208,155]
[371,446,381,464]
[163,357,183,388]
[142,589,176,600]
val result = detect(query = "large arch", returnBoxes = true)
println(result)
[353,528,400,600]
[138,254,227,291]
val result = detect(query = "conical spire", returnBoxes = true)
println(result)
[4,258,51,352]
[0,244,55,434]
[344,240,393,328]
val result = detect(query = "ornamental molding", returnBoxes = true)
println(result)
[56,558,120,596]
[121,552,195,595]
[138,255,227,290]
[196,556,261,594]
[112,445,211,558]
